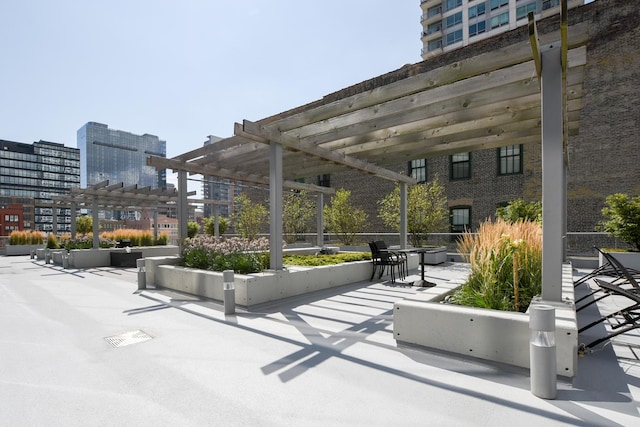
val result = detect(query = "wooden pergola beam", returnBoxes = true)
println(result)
[241,120,416,185]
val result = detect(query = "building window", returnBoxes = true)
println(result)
[427,22,442,35]
[490,0,509,10]
[469,21,486,37]
[317,174,330,187]
[450,152,471,180]
[446,29,463,45]
[542,0,560,11]
[517,2,538,20]
[427,4,442,18]
[408,159,427,183]
[490,12,510,29]
[469,3,486,18]
[450,206,471,234]
[446,12,463,28]
[498,144,523,175]
[445,0,463,12]
[428,38,443,52]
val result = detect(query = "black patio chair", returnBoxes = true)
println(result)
[579,279,640,350]
[574,246,640,288]
[368,241,404,284]
[374,240,408,280]
[576,249,640,312]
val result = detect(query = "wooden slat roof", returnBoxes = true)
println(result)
[149,17,589,187]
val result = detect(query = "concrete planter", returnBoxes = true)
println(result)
[394,263,578,377]
[151,255,420,308]
[67,246,179,269]
[599,250,640,271]
[420,246,448,265]
[6,244,44,256]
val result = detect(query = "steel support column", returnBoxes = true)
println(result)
[269,142,283,270]
[400,182,408,249]
[92,198,99,249]
[178,170,189,242]
[541,44,565,302]
[317,193,324,247]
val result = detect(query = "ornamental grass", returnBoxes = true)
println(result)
[181,236,270,274]
[450,219,542,313]
[8,230,44,245]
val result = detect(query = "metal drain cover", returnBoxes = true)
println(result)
[105,330,153,348]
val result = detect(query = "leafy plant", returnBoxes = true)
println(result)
[204,216,230,236]
[181,236,270,274]
[324,188,367,246]
[449,219,542,312]
[496,199,542,224]
[76,216,93,235]
[378,179,449,247]
[187,221,200,238]
[283,190,316,243]
[46,234,60,249]
[233,194,268,240]
[599,193,640,251]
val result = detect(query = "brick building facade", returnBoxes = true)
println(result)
[238,0,637,249]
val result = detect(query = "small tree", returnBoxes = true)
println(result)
[76,216,93,235]
[283,190,316,243]
[324,188,367,246]
[204,216,230,236]
[233,194,268,240]
[378,180,449,247]
[496,199,542,224]
[599,193,640,251]
[187,221,200,238]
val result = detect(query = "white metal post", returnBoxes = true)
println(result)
[400,182,408,249]
[269,142,284,270]
[317,193,324,247]
[541,44,565,302]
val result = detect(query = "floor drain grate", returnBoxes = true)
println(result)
[105,330,153,348]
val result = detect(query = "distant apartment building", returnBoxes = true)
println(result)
[420,0,584,59]
[0,139,80,232]
[77,122,167,190]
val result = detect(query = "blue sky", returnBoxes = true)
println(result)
[0,1,420,158]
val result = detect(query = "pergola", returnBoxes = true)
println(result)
[50,180,227,248]
[148,7,587,302]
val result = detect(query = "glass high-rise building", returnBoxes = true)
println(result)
[0,139,80,232]
[77,122,167,190]
[420,0,584,60]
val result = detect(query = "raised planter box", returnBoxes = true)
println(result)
[599,250,640,271]
[110,251,142,267]
[151,254,420,307]
[6,244,44,256]
[67,246,179,269]
[394,263,578,377]
[420,246,448,265]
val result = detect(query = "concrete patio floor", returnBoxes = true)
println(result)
[1,255,639,426]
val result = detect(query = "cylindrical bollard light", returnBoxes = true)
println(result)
[223,269,235,315]
[62,252,69,269]
[137,258,146,290]
[30,249,36,259]
[530,304,557,399]
[45,249,51,264]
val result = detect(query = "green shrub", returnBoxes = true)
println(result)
[154,233,169,246]
[46,234,59,249]
[181,236,270,274]
[599,193,640,251]
[283,252,370,267]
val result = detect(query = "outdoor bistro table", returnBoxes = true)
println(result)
[398,248,437,287]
